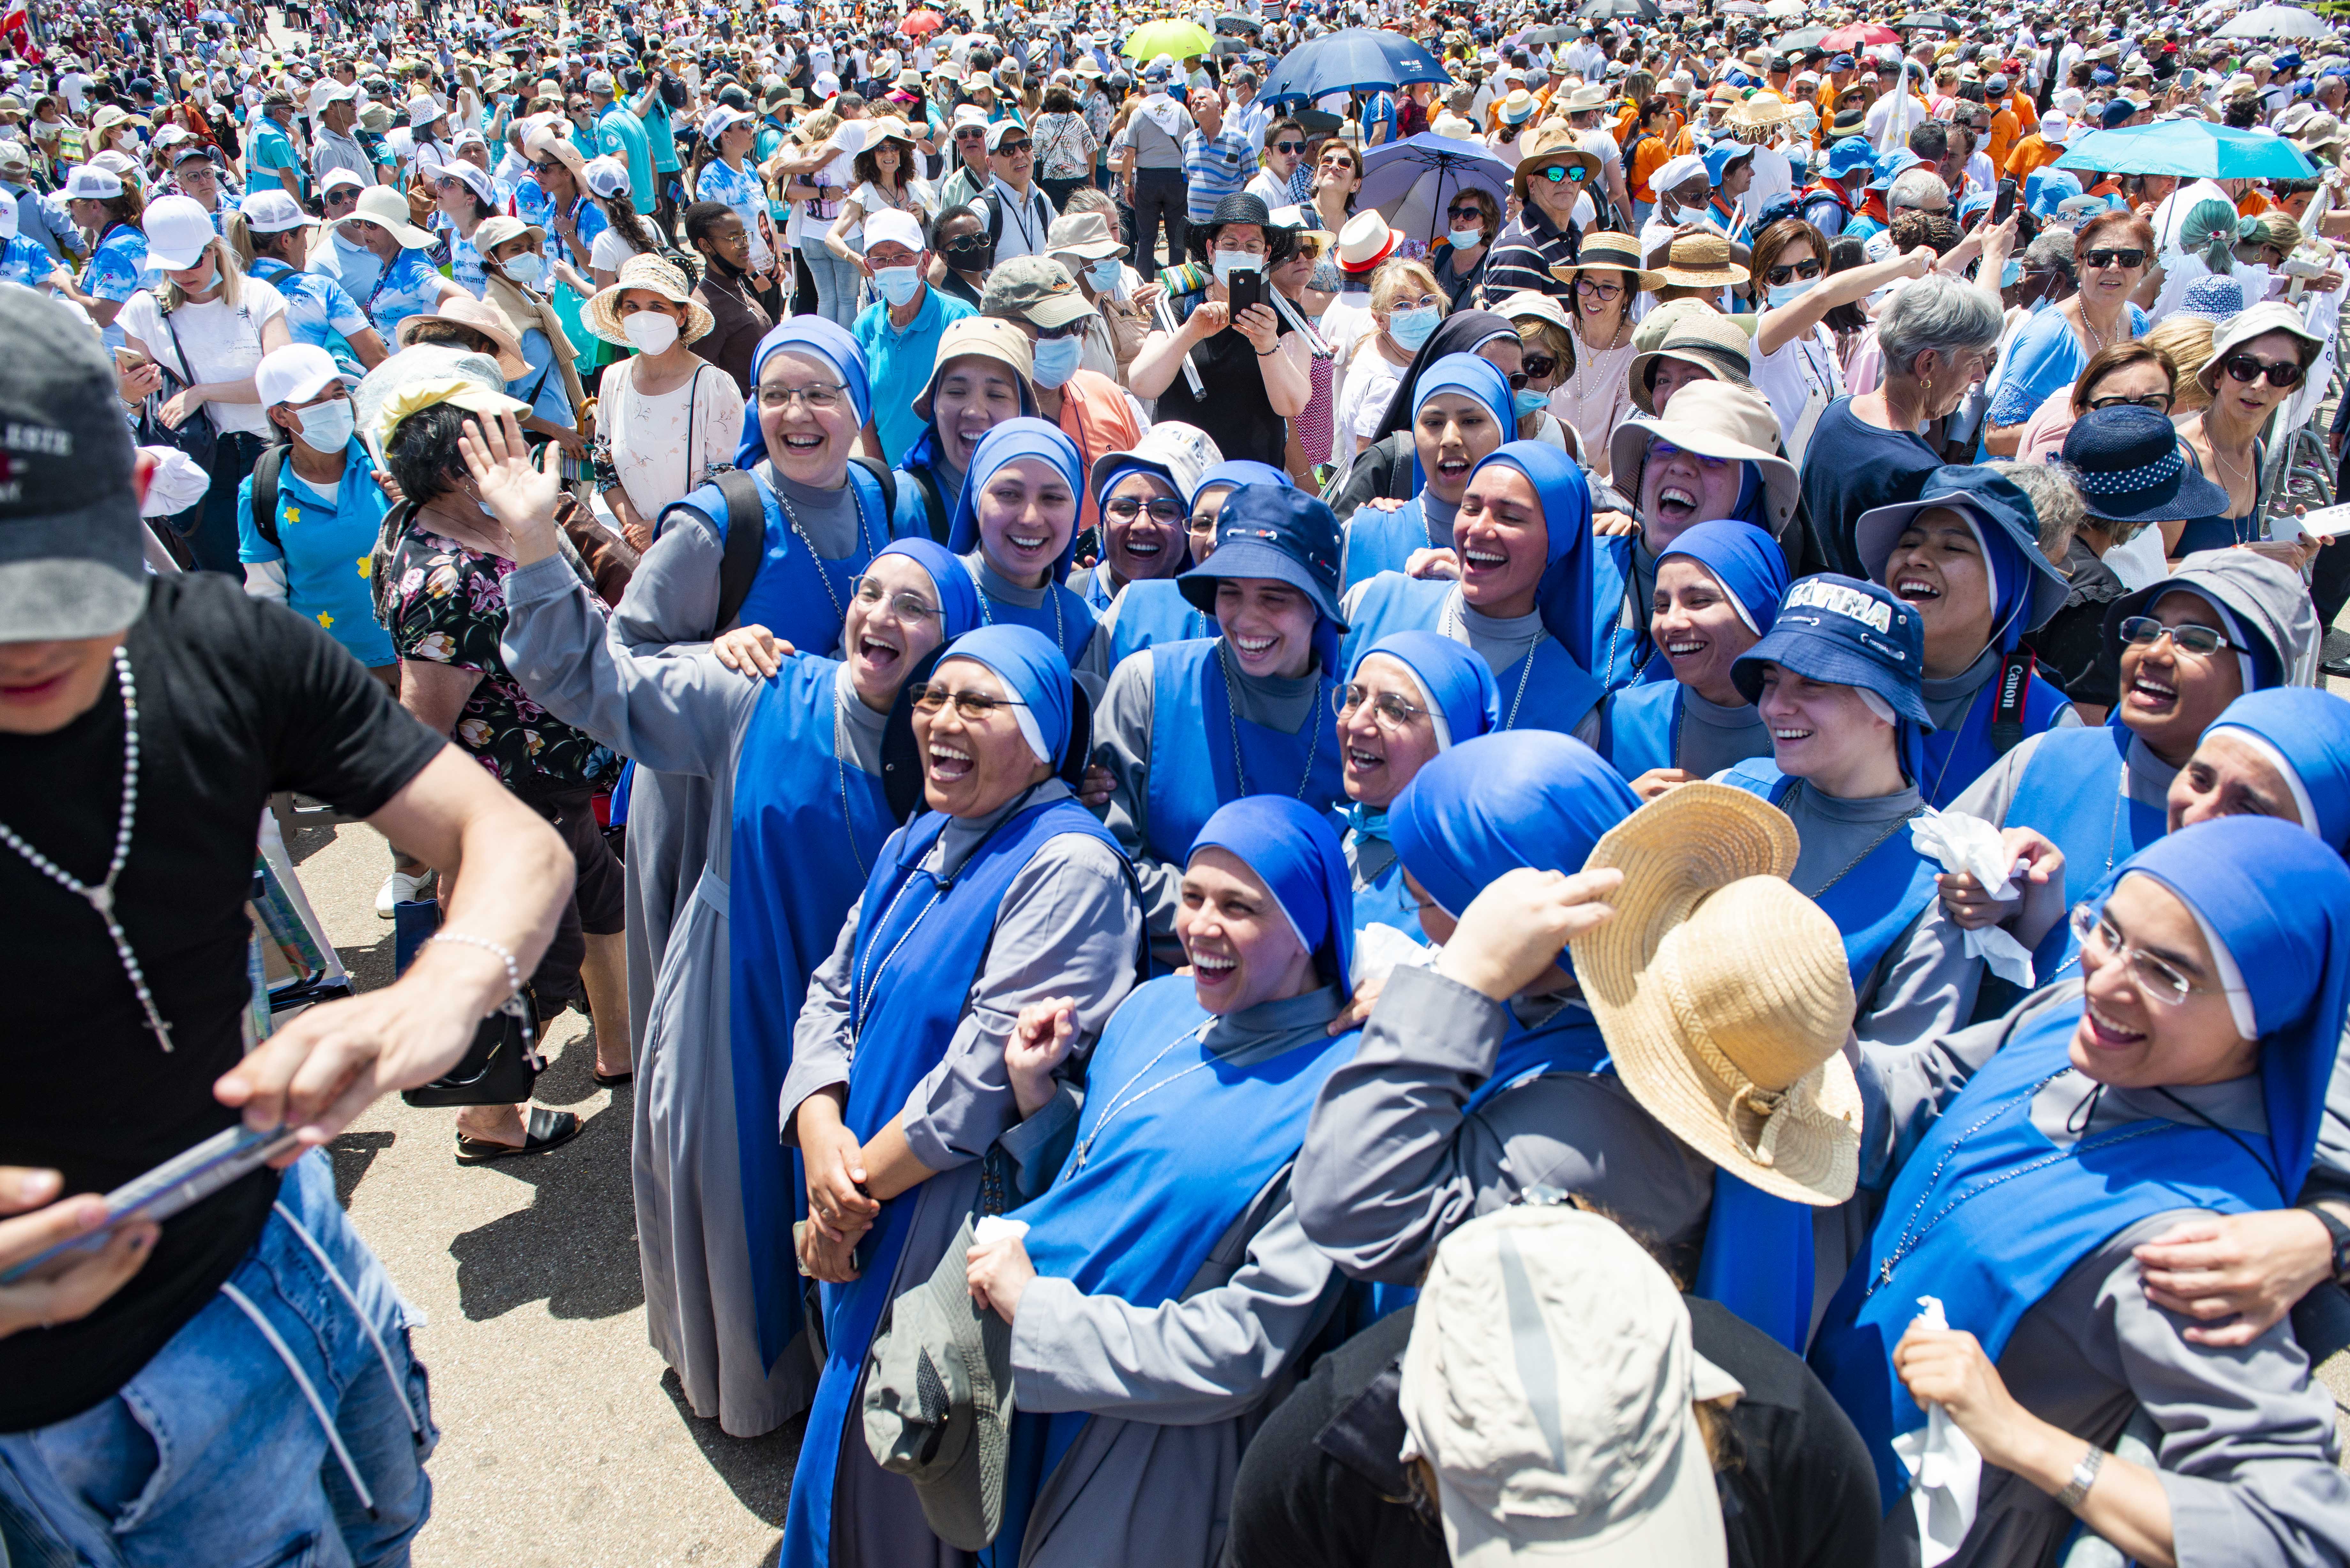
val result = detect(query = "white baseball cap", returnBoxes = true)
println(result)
[435,159,498,207]
[59,164,123,200]
[320,167,366,196]
[703,103,754,139]
[862,207,926,255]
[141,194,217,271]
[585,69,614,93]
[581,154,631,200]
[255,342,343,409]
[238,187,310,234]
[814,69,840,95]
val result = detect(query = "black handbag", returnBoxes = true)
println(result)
[134,303,222,475]
[400,988,546,1108]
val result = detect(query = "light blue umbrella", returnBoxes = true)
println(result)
[2053,120,2318,180]
[1255,27,1450,106]
[1359,133,1519,241]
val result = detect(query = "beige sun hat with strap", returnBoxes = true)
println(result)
[585,253,717,346]
[1569,783,1862,1207]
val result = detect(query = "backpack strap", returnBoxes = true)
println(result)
[849,454,898,520]
[711,467,768,633]
[1989,648,2037,758]
[910,463,951,543]
[252,442,287,551]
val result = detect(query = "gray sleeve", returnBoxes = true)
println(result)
[897,834,1141,1172]
[1093,651,1183,941]
[1855,989,2071,1188]
[778,883,868,1147]
[1009,1202,1338,1424]
[1944,731,2047,828]
[1854,902,1983,1055]
[499,554,754,779]
[611,503,725,649]
[998,1082,1084,1202]
[1075,620,1112,690]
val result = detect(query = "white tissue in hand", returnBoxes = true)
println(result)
[972,1216,1030,1247]
[1892,1295,1982,1568]
[1350,921,1438,987]
[1908,808,2035,988]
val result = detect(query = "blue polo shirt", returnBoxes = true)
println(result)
[851,283,978,466]
[595,101,656,215]
[246,117,305,198]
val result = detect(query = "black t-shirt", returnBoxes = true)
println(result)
[2023,535,2129,710]
[0,576,443,1432]
[1796,396,1944,578]
[1155,297,1295,469]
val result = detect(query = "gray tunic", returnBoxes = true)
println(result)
[504,554,881,1436]
[1674,687,1771,779]
[959,550,1113,684]
[1095,643,1326,966]
[1338,578,1606,744]
[995,987,1350,1568]
[779,781,1142,1566]
[1294,964,1717,1286]
[1859,983,2350,1568]
[1917,645,2080,806]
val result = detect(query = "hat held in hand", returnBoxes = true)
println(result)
[1570,783,1861,1205]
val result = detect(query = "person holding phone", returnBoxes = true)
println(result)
[1130,194,1311,469]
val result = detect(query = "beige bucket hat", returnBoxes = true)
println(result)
[1609,379,1800,538]
[585,253,716,346]
[395,294,528,380]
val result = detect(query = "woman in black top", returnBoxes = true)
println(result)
[1129,193,1312,467]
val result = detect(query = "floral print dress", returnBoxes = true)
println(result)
[385,525,620,797]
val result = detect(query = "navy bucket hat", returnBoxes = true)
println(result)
[2059,405,2229,526]
[1733,574,1931,726]
[1851,466,2071,652]
[1179,483,1348,628]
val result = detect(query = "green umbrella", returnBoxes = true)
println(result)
[1121,19,1216,62]
[2054,120,2318,180]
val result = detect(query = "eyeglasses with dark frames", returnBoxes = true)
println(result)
[1105,495,1186,524]
[1573,275,1622,299]
[2086,391,2174,413]
[1764,259,1823,286]
[2222,353,2304,389]
[1520,354,1558,379]
[1534,162,1591,183]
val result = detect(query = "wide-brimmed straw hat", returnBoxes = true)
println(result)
[328,184,439,249]
[1570,784,1862,1207]
[1548,230,1663,291]
[1510,122,1603,200]
[585,254,716,346]
[1610,379,1799,538]
[396,294,527,379]
[1652,229,1751,288]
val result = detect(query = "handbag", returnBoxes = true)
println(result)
[134,300,222,475]
[389,897,548,1107]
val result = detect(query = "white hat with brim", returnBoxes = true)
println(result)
[1609,380,1799,539]
[2197,299,2329,393]
[1568,784,1863,1207]
[330,185,440,249]
[1336,208,1403,273]
[585,253,716,346]
[395,294,529,380]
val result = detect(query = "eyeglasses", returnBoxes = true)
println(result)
[757,380,848,411]
[1105,494,1185,524]
[909,682,1029,720]
[2082,247,2148,269]
[1187,512,1221,538]
[1270,139,1305,153]
[1333,682,1431,729]
[1573,275,1622,300]
[851,577,937,619]
[2087,390,2174,413]
[1534,162,1591,183]
[2118,615,2234,656]
[1520,354,1558,379]
[2222,353,2304,389]
[1764,259,1823,286]
[2071,904,2249,1007]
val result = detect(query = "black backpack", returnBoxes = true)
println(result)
[709,459,900,633]
[250,442,289,550]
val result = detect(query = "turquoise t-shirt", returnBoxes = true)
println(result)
[595,102,657,216]
[642,93,681,174]
[235,441,397,668]
[247,118,305,197]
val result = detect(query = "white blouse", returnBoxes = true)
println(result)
[602,356,745,523]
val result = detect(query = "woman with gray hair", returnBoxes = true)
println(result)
[1797,271,2004,575]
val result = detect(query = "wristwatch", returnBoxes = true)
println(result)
[2300,1202,2350,1283]
[2054,1444,2104,1512]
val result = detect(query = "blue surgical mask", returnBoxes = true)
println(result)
[1512,387,1549,417]
[2000,257,2023,289]
[874,264,923,305]
[1448,224,1485,251]
[1031,333,1083,388]
[1213,248,1262,284]
[1766,277,1816,309]
[1086,257,1122,293]
[502,251,544,285]
[1387,304,1440,351]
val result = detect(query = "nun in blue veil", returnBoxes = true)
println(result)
[1339,353,1517,590]
[956,796,1362,1568]
[2175,687,2350,852]
[1337,440,1609,740]
[1335,629,1500,938]
[947,417,1107,672]
[1815,818,2350,1568]
[500,535,977,1438]
[1599,518,1788,786]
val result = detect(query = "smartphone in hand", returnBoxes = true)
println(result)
[1225,266,1263,319]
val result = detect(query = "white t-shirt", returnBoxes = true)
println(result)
[1334,338,1405,469]
[121,278,289,437]
[1748,318,1845,453]
[589,223,643,276]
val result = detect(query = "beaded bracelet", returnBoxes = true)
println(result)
[423,932,525,1007]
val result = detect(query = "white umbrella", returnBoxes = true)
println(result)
[1763,0,1808,17]
[2217,4,2336,38]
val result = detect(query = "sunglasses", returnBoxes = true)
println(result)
[954,127,986,139]
[2082,247,2147,269]
[1764,259,1822,286]
[2119,615,2233,656]
[2087,391,2174,413]
[1270,138,1305,153]
[995,138,1031,154]
[1447,204,1485,221]
[2222,353,2304,388]
[1521,353,1558,379]
[1534,162,1591,183]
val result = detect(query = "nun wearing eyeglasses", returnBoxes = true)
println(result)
[1813,818,2350,1568]
[1337,354,1517,591]
[948,417,1111,677]
[1097,459,1292,668]
[504,513,978,1438]
[1334,631,1500,938]
[1295,733,1718,1298]
[776,626,1143,1568]
[607,316,912,1082]
[934,798,1362,1568]
[1849,467,2079,810]
[1336,441,1609,742]
[1095,485,1350,967]
[1597,518,1787,793]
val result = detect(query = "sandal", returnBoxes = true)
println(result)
[592,1067,634,1088]
[455,1107,585,1165]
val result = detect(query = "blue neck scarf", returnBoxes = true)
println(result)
[2205,688,2350,852]
[738,316,874,468]
[945,416,1088,581]
[1348,629,1501,749]
[1389,731,1640,923]
[872,537,982,640]
[1188,796,1355,985]
[1655,519,1788,642]
[1468,441,1596,665]
[1408,353,1517,495]
[934,623,1074,769]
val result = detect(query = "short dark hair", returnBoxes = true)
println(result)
[1043,86,1077,113]
[681,198,735,248]
[384,401,475,507]
[1907,121,1949,161]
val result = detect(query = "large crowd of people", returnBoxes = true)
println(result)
[5,0,2350,1562]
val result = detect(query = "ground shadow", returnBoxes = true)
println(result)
[330,1129,396,1208]
[660,1369,803,1529]
[447,1098,643,1322]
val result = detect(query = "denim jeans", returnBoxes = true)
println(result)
[0,1153,438,1568]
[800,246,865,330]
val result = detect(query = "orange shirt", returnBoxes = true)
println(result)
[1628,131,1672,201]
[1987,106,2020,173]
[2005,133,2063,183]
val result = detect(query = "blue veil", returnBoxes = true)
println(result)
[945,416,1089,578]
[1189,795,1356,985]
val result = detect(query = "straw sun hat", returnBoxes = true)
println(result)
[1569,783,1862,1207]
[585,254,716,346]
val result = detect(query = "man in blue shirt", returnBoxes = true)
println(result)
[850,207,977,464]
[246,89,307,203]
[589,68,656,217]
[1181,90,1255,230]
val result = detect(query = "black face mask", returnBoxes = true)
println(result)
[944,237,992,271]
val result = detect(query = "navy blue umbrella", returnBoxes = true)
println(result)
[1256,27,1451,106]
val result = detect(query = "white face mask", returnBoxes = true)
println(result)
[502,251,544,285]
[624,311,680,353]
[294,397,355,451]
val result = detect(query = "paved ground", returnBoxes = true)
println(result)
[288,814,796,1568]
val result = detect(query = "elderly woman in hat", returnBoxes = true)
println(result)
[2174,301,2331,566]
[780,625,1143,1567]
[1483,124,1604,301]
[1130,193,1311,470]
[311,183,467,342]
[587,254,738,550]
[1097,484,1350,965]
